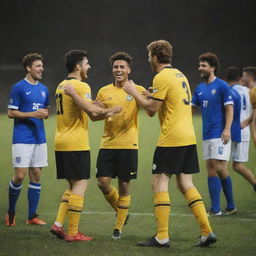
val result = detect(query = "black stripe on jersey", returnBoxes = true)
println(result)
[148,96,164,102]
[188,199,202,208]
[154,203,170,207]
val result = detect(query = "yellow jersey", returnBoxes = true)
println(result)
[151,67,196,147]
[54,77,92,151]
[250,86,256,109]
[96,83,146,149]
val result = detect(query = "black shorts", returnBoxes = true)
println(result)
[96,149,138,181]
[55,151,90,180]
[152,145,199,175]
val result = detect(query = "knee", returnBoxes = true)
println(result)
[13,173,26,184]
[97,178,111,193]
[232,163,241,173]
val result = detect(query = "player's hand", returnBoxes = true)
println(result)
[63,83,75,96]
[142,87,153,98]
[123,80,137,96]
[221,129,231,145]
[93,100,107,108]
[33,109,49,119]
[106,106,122,117]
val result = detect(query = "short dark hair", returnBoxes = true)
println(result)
[243,66,256,81]
[65,50,88,73]
[21,53,43,71]
[109,52,132,67]
[147,40,172,64]
[225,66,242,82]
[199,52,220,75]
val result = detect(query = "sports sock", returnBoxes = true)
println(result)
[220,176,235,210]
[104,186,118,212]
[185,187,212,236]
[27,182,41,219]
[8,181,22,214]
[115,195,130,231]
[154,191,170,240]
[55,189,72,225]
[67,194,84,236]
[208,176,221,213]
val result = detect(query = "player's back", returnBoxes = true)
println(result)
[55,78,91,151]
[153,68,196,147]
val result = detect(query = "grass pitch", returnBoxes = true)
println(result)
[0,113,255,256]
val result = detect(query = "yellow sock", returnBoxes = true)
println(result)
[55,189,71,225]
[104,186,119,212]
[154,192,170,240]
[115,195,130,231]
[185,187,212,236]
[67,194,84,236]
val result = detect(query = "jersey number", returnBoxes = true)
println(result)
[182,81,190,105]
[56,93,64,115]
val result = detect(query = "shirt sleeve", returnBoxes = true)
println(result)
[150,74,168,101]
[8,85,20,110]
[250,87,256,109]
[221,83,234,106]
[44,87,50,108]
[77,82,92,102]
[191,88,200,107]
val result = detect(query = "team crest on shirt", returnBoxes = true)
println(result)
[126,95,133,101]
[41,91,46,98]
[211,89,216,95]
[16,157,21,164]
[85,93,92,100]
[218,147,224,155]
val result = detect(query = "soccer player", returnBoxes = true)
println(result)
[192,53,236,216]
[243,67,256,144]
[6,53,49,226]
[225,67,256,191]
[50,50,121,242]
[95,52,146,239]
[124,40,216,247]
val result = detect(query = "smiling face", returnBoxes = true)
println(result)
[26,60,44,81]
[112,59,131,85]
[198,61,215,81]
[78,57,91,80]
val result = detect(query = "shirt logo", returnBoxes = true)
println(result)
[41,91,46,97]
[126,95,133,101]
[198,92,203,96]
[211,89,216,95]
[26,91,32,95]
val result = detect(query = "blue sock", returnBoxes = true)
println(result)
[8,181,22,214]
[27,182,41,219]
[208,176,222,213]
[220,176,235,210]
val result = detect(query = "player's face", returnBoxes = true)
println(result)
[27,60,44,80]
[198,61,214,80]
[242,71,251,87]
[112,60,131,83]
[148,51,157,72]
[79,57,91,80]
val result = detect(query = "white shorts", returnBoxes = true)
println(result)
[12,143,48,168]
[202,138,231,161]
[231,141,250,162]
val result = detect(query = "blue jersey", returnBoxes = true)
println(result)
[8,79,50,144]
[192,78,233,140]
[230,86,241,143]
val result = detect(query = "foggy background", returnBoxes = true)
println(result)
[0,0,255,110]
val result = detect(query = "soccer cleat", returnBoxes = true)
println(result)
[112,228,121,239]
[223,208,237,216]
[207,209,223,216]
[65,231,93,242]
[50,224,65,239]
[196,232,217,247]
[5,213,16,226]
[26,214,46,225]
[137,236,170,248]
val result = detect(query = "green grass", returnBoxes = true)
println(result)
[0,112,255,256]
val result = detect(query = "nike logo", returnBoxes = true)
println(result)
[26,91,31,95]
[130,172,137,175]
[198,92,203,95]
